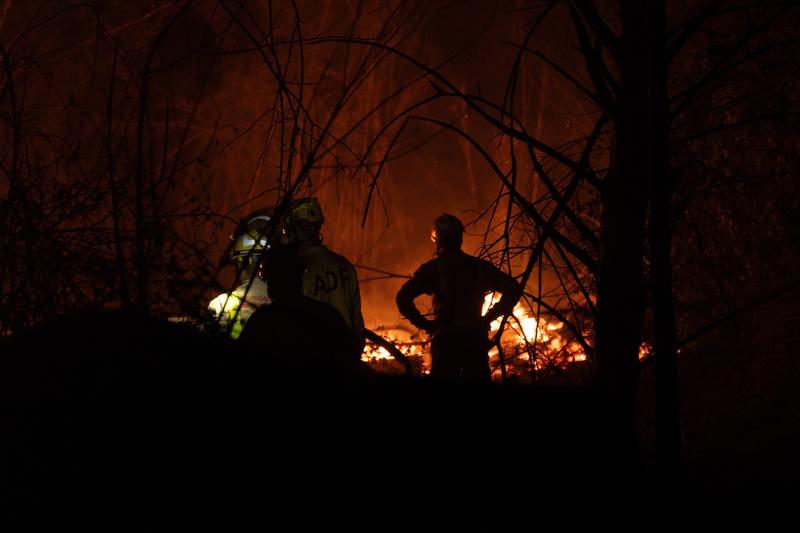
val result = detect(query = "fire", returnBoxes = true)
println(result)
[363,345,394,362]
[639,343,651,360]
[481,293,588,376]
[362,328,426,361]
[361,327,429,375]
[362,293,650,381]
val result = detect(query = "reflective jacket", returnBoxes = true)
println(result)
[300,244,365,348]
[207,277,271,339]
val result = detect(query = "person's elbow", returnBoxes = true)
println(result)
[395,284,412,315]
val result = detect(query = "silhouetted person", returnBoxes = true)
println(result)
[396,214,522,382]
[281,197,365,351]
[238,244,361,376]
[207,210,272,339]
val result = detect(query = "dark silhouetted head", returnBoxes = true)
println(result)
[281,197,324,245]
[261,245,305,301]
[431,213,464,252]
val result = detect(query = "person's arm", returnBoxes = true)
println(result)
[482,263,523,325]
[395,265,436,333]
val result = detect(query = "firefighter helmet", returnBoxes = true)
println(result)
[430,213,465,248]
[280,197,324,244]
[231,209,273,260]
[287,197,324,224]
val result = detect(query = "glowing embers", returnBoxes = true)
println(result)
[362,327,425,360]
[482,293,588,379]
[639,343,652,361]
[481,293,652,379]
[362,327,429,375]
[361,293,649,381]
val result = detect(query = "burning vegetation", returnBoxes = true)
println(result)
[362,293,591,381]
[363,290,651,383]
[2,1,800,481]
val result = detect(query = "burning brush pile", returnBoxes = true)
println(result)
[362,293,597,383]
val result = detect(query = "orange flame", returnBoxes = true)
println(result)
[363,293,650,380]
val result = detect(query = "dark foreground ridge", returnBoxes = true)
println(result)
[0,311,676,514]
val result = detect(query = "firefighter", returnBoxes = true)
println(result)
[281,197,365,350]
[238,244,361,375]
[396,213,522,382]
[207,210,273,339]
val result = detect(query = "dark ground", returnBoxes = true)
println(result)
[637,293,800,492]
[2,310,797,517]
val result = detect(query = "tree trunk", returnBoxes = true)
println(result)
[594,0,654,458]
[648,0,681,470]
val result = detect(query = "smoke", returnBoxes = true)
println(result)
[0,0,595,329]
